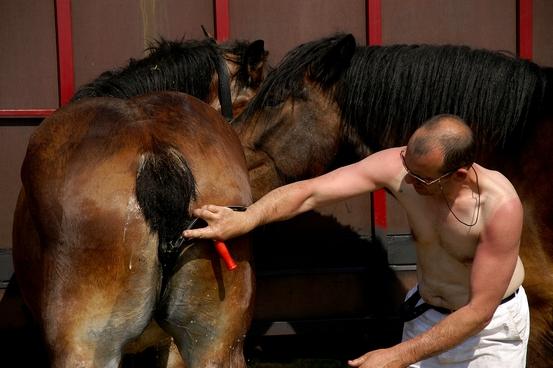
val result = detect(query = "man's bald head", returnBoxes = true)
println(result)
[408,114,476,174]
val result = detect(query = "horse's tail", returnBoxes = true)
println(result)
[135,144,196,271]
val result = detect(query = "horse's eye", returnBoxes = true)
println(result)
[265,95,284,108]
[296,88,309,101]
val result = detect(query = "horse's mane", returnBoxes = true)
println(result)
[338,44,547,151]
[243,34,548,153]
[72,38,253,102]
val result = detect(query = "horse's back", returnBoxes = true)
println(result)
[20,92,250,243]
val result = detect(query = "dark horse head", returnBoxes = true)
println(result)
[232,33,553,366]
[72,37,268,118]
[233,33,550,200]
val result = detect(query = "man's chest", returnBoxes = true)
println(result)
[398,193,482,262]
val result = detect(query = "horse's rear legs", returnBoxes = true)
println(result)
[38,235,160,367]
[157,239,254,367]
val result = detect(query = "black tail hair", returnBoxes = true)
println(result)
[135,144,196,270]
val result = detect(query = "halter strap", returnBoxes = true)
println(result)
[201,27,233,122]
[215,51,234,121]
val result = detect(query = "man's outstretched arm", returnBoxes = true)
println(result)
[182,148,400,241]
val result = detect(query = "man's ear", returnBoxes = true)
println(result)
[452,167,469,182]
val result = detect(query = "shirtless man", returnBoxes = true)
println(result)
[183,114,529,367]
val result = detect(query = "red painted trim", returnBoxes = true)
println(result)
[373,189,387,228]
[55,0,75,106]
[0,109,55,118]
[366,0,387,228]
[517,0,533,60]
[1,1,74,118]
[214,0,230,41]
[366,0,382,46]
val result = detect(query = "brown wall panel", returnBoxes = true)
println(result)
[72,0,146,88]
[534,0,553,67]
[151,0,213,41]
[73,0,213,89]
[382,0,516,53]
[230,0,366,65]
[0,1,58,108]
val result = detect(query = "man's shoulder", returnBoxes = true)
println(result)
[358,147,405,187]
[476,164,518,197]
[364,146,404,159]
[476,164,522,219]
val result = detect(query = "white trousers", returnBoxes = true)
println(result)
[401,286,529,367]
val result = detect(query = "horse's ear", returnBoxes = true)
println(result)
[245,40,268,86]
[309,34,356,86]
[201,25,215,40]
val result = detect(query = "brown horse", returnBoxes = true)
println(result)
[12,37,266,367]
[233,34,553,367]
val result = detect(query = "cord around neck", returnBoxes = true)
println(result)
[439,166,480,227]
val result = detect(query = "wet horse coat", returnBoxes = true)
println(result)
[233,34,553,367]
[12,38,266,367]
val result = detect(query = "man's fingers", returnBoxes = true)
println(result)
[185,205,236,239]
[205,204,226,212]
[192,208,219,220]
[183,228,210,239]
[347,356,367,367]
[192,205,230,218]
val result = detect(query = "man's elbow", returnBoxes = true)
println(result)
[301,196,318,213]
[466,303,496,331]
[478,312,494,330]
[476,309,496,331]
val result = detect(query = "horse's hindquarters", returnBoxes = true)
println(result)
[13,94,254,367]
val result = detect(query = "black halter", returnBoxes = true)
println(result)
[215,50,234,121]
[201,26,233,122]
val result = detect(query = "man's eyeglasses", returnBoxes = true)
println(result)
[400,150,455,186]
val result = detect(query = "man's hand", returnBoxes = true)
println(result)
[348,348,407,368]
[182,205,251,241]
